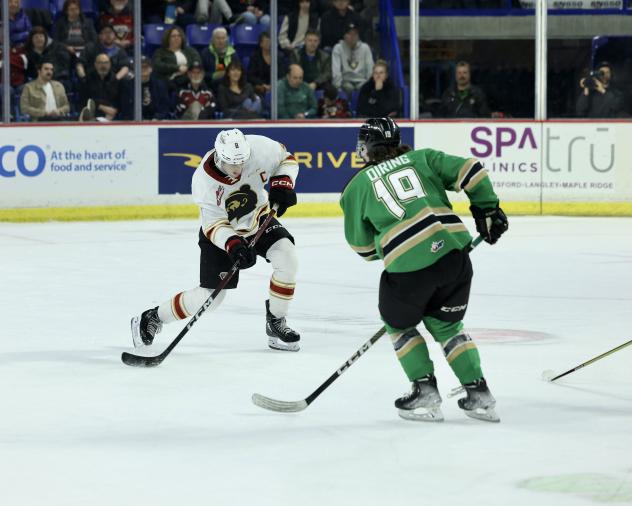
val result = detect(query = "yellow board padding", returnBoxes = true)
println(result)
[1,201,632,222]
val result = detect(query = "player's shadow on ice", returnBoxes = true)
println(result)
[548,382,632,403]
[0,347,136,366]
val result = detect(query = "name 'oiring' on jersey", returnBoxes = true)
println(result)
[192,134,299,249]
[339,148,500,273]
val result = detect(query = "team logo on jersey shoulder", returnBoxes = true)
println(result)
[431,240,444,253]
[216,186,225,206]
[225,184,257,221]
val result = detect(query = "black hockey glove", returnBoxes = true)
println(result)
[470,205,509,245]
[269,176,297,217]
[225,236,257,269]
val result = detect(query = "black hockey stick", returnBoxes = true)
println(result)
[121,207,278,368]
[252,234,485,412]
[542,338,632,382]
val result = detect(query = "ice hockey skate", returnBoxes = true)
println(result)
[265,300,300,351]
[452,378,500,423]
[395,374,444,422]
[130,307,162,348]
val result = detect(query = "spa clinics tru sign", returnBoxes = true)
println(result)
[417,123,619,201]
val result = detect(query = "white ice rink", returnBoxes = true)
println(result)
[1,216,631,506]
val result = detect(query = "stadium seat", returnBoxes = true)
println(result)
[186,23,221,50]
[143,24,169,55]
[21,0,49,10]
[52,0,96,18]
[241,55,250,72]
[232,24,264,48]
[349,89,360,115]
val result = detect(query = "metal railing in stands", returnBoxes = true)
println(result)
[378,0,410,118]
[391,0,631,17]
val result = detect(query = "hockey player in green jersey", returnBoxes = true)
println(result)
[339,118,508,423]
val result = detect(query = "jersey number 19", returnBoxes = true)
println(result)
[372,168,426,219]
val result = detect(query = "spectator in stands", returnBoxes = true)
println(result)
[575,62,624,118]
[200,26,240,90]
[25,27,74,92]
[0,45,28,90]
[317,82,350,118]
[290,29,331,91]
[332,23,373,94]
[278,63,317,119]
[320,0,365,50]
[78,24,130,81]
[153,26,201,89]
[20,61,70,121]
[78,53,121,121]
[9,0,32,47]
[176,61,217,120]
[279,0,319,54]
[248,31,273,97]
[356,59,400,118]
[99,0,134,52]
[217,60,262,119]
[439,61,490,118]
[53,0,97,57]
[195,0,232,24]
[141,0,196,27]
[236,0,271,28]
[141,56,172,120]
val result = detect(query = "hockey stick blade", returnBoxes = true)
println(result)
[542,338,632,382]
[251,394,308,413]
[121,349,167,367]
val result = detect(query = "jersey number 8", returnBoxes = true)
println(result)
[372,168,426,219]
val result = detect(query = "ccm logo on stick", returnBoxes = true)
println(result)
[0,145,46,177]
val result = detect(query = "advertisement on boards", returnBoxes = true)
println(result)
[0,126,157,208]
[415,122,632,203]
[157,125,415,195]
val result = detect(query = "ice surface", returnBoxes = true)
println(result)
[0,216,631,506]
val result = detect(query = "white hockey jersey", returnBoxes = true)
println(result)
[191,134,299,250]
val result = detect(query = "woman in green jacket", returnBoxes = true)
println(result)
[152,26,201,89]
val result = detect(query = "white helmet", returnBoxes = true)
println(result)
[214,129,251,175]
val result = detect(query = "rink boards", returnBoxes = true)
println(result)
[1,120,631,220]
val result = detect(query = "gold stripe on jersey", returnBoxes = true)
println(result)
[463,169,487,192]
[234,203,271,235]
[350,243,377,260]
[455,158,479,191]
[379,206,454,248]
[204,219,231,244]
[383,222,443,267]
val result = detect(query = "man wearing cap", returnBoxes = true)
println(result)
[320,0,365,50]
[78,23,130,81]
[176,61,217,120]
[141,56,171,120]
[332,22,374,94]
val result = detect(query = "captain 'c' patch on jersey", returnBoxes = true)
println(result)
[225,185,258,222]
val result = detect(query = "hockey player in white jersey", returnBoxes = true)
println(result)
[131,129,301,351]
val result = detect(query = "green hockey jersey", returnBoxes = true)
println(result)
[339,148,499,273]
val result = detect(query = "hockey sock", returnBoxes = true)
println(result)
[386,324,434,381]
[158,287,226,323]
[266,238,297,318]
[423,317,483,385]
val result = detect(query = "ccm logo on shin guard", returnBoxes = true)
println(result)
[440,304,468,313]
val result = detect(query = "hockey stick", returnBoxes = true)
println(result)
[542,338,632,382]
[252,234,485,413]
[121,207,278,368]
